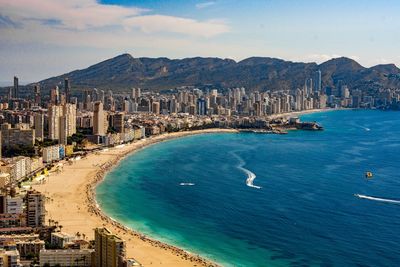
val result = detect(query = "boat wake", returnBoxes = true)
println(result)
[179,182,195,186]
[351,123,371,131]
[355,194,400,204]
[231,152,261,189]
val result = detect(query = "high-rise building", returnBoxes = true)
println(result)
[100,90,105,103]
[63,103,77,137]
[34,113,44,141]
[94,228,126,267]
[48,105,63,140]
[34,84,41,105]
[132,88,141,102]
[92,88,99,102]
[50,87,60,105]
[93,102,105,136]
[59,116,68,145]
[13,76,19,99]
[48,104,76,142]
[25,190,45,228]
[64,78,70,103]
[152,101,160,114]
[197,98,206,115]
[111,113,124,133]
[314,70,322,93]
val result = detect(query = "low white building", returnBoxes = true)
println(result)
[39,249,94,267]
[42,145,65,163]
[51,232,75,248]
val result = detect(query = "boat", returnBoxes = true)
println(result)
[365,171,373,179]
[179,182,195,186]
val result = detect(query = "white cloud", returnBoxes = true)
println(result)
[0,0,145,30]
[0,0,229,37]
[125,15,229,38]
[196,1,216,9]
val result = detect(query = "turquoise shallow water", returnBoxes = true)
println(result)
[96,110,400,267]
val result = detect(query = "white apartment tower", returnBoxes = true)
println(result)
[48,104,76,142]
[93,101,105,136]
[48,105,63,140]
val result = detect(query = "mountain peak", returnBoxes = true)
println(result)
[370,63,400,74]
[34,54,400,92]
[321,57,364,68]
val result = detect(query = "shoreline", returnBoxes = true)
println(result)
[31,109,334,266]
[267,108,340,119]
[33,128,238,267]
[87,128,240,266]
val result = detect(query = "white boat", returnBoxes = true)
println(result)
[179,182,195,186]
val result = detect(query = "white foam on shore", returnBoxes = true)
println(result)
[355,194,400,204]
[231,152,261,189]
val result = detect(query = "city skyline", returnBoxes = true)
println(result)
[1,0,400,83]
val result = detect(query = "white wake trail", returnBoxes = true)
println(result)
[355,194,400,204]
[231,152,261,189]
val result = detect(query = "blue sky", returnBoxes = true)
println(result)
[1,0,399,83]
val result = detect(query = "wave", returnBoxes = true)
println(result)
[231,152,261,189]
[354,194,400,204]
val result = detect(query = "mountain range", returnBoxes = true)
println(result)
[27,54,400,93]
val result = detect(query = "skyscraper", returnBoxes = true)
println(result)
[152,101,160,114]
[48,103,76,143]
[48,105,63,140]
[34,113,44,141]
[34,84,41,105]
[133,88,141,102]
[314,70,322,93]
[59,115,68,145]
[13,76,19,99]
[64,78,70,103]
[94,227,126,267]
[111,113,124,133]
[93,101,105,136]
[63,103,77,137]
[50,86,60,105]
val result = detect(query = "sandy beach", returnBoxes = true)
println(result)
[33,128,238,267]
[31,108,334,266]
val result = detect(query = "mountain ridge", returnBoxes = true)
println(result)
[30,54,400,92]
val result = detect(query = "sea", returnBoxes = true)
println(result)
[96,109,400,267]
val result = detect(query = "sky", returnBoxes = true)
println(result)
[1,0,400,84]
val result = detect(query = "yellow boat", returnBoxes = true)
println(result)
[365,171,373,179]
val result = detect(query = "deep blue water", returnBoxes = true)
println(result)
[96,110,400,267]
